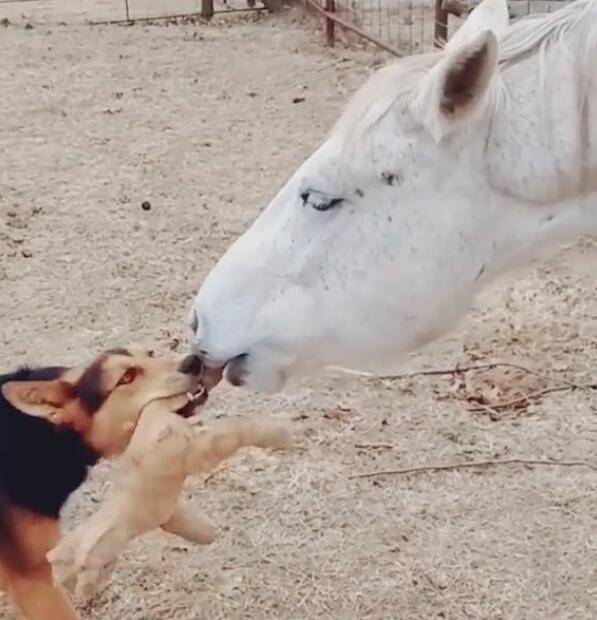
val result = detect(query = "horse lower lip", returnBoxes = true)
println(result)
[225,355,247,386]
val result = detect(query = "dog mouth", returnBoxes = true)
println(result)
[175,386,209,418]
[143,386,209,419]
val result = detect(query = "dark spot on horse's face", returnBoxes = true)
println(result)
[382,172,396,186]
[542,214,555,224]
[355,188,364,198]
[382,172,403,186]
[474,263,486,282]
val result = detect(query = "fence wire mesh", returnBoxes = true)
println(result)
[0,0,571,51]
[323,0,570,56]
[333,0,439,54]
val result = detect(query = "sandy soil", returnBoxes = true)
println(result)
[1,4,596,619]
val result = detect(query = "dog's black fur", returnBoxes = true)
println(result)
[0,367,100,567]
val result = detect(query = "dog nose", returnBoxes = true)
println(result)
[178,354,203,376]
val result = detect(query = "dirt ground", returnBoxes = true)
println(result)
[1,4,596,619]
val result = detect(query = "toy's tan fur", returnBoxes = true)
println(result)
[48,406,290,598]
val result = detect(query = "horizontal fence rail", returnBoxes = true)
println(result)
[1,0,572,54]
[308,0,573,56]
[0,0,276,23]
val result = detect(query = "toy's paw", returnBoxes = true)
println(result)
[48,525,129,601]
[73,560,117,601]
[49,542,119,601]
[48,534,79,590]
[161,502,216,545]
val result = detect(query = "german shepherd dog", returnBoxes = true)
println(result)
[0,347,205,620]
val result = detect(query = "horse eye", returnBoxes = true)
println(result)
[300,190,344,212]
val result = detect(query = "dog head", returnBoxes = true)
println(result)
[1,347,206,457]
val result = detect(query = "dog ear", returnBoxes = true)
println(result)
[2,380,79,425]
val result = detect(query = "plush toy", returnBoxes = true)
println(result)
[48,403,291,599]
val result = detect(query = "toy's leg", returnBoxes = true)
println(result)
[161,501,216,544]
[185,418,291,475]
[73,558,117,602]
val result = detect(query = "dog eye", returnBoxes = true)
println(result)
[300,190,344,212]
[118,367,138,386]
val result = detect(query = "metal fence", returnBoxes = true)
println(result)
[103,0,273,24]
[308,0,572,56]
[0,0,271,24]
[0,0,570,52]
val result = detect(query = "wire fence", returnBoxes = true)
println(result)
[309,0,572,56]
[0,0,271,24]
[0,0,571,53]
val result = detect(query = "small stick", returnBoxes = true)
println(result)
[203,468,222,485]
[466,383,597,412]
[350,458,597,479]
[354,443,396,450]
[337,362,577,385]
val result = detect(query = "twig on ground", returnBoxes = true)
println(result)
[338,362,595,414]
[466,382,597,412]
[468,402,503,420]
[203,468,223,485]
[354,443,396,450]
[350,458,597,479]
[342,361,576,384]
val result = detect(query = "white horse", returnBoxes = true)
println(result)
[190,0,597,392]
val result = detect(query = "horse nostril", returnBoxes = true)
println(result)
[178,354,203,376]
[189,308,200,335]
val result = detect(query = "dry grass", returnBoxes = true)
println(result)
[1,3,596,619]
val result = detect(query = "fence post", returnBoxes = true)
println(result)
[201,0,214,19]
[324,0,335,47]
[262,0,282,12]
[434,0,448,46]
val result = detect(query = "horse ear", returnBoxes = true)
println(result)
[445,0,509,51]
[415,29,498,142]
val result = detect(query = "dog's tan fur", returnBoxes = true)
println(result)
[0,347,203,620]
[3,347,200,457]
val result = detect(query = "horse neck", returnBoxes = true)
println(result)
[466,45,597,281]
[485,26,597,209]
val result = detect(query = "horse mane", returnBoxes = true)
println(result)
[499,0,597,65]
[333,0,597,151]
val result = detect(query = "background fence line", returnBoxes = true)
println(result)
[307,0,572,57]
[0,0,573,54]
